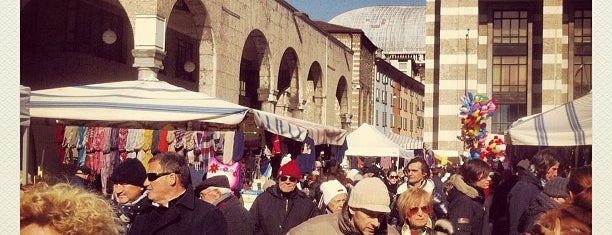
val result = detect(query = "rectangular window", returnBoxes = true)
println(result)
[492,56,528,92]
[573,10,592,98]
[398,61,408,73]
[382,111,387,127]
[391,115,395,128]
[376,88,380,102]
[493,11,528,44]
[410,119,413,132]
[375,111,379,126]
[492,104,527,134]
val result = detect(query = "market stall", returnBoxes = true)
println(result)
[25,80,251,191]
[506,92,592,146]
[344,123,412,170]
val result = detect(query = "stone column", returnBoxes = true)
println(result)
[132,49,166,81]
[258,88,278,113]
[340,113,353,130]
[132,15,167,81]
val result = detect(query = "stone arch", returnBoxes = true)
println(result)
[336,76,351,129]
[276,48,300,117]
[240,29,272,110]
[20,0,135,89]
[306,61,323,122]
[166,0,213,92]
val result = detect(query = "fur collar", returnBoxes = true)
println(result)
[447,174,479,199]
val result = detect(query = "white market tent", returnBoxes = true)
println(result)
[386,131,423,150]
[506,92,592,146]
[345,123,411,159]
[29,80,250,125]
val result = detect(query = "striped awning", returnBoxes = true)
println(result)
[30,80,250,125]
[251,109,347,145]
[385,132,423,149]
[507,92,592,146]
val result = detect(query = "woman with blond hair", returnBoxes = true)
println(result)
[20,182,121,235]
[396,187,434,235]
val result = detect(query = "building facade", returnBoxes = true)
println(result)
[21,0,356,129]
[425,0,592,151]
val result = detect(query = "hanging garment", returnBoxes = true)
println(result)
[92,126,106,174]
[212,131,225,158]
[62,126,78,164]
[296,137,316,174]
[222,131,235,164]
[174,129,185,152]
[151,130,160,154]
[84,127,96,170]
[54,124,65,162]
[380,157,392,170]
[100,127,113,196]
[125,128,137,159]
[118,128,129,161]
[271,134,282,156]
[157,129,169,153]
[199,131,214,162]
[184,131,195,164]
[166,130,175,152]
[133,129,145,162]
[141,129,154,170]
[232,130,245,162]
[76,126,88,166]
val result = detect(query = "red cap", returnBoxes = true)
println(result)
[278,160,301,179]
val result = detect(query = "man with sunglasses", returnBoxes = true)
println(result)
[129,152,228,235]
[249,159,318,235]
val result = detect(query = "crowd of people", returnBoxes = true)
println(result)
[20,148,592,235]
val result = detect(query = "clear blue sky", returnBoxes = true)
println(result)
[285,0,425,22]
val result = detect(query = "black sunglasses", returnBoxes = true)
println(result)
[146,171,179,182]
[388,175,399,179]
[409,206,430,215]
[278,175,298,183]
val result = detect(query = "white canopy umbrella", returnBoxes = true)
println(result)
[30,80,250,125]
[507,92,592,146]
[345,123,411,159]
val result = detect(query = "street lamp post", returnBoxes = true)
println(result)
[465,29,469,95]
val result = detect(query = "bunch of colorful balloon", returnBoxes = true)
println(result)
[458,92,498,160]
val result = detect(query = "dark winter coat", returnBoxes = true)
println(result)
[216,195,254,235]
[129,187,228,235]
[519,192,560,233]
[249,184,319,235]
[489,174,518,235]
[508,169,543,235]
[446,174,490,235]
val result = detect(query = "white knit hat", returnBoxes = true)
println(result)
[348,177,390,213]
[320,180,348,205]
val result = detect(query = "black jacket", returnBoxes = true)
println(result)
[249,185,319,235]
[217,195,255,235]
[446,175,489,235]
[129,187,228,235]
[508,169,543,235]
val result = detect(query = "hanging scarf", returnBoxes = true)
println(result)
[62,126,79,164]
[54,124,65,162]
[271,134,282,156]
[141,129,154,170]
[151,130,160,154]
[157,130,169,153]
[118,128,129,161]
[76,126,88,166]
[166,130,176,152]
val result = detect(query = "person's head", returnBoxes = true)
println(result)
[111,158,147,204]
[277,159,301,193]
[339,177,390,235]
[404,157,430,186]
[364,165,380,178]
[543,177,569,204]
[20,183,120,235]
[320,179,348,213]
[397,187,432,228]
[460,159,492,189]
[531,148,561,180]
[195,175,232,204]
[145,152,191,205]
[567,166,592,200]
[386,169,399,185]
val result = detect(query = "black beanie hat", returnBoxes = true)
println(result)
[111,158,146,187]
[195,175,230,196]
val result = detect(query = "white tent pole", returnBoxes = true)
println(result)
[21,127,29,185]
